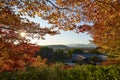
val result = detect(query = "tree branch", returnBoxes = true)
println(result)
[0,25,57,35]
[46,0,71,11]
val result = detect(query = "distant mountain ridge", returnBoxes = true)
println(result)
[40,44,97,49]
[48,45,68,48]
[67,43,97,48]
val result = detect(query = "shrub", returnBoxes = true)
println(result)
[0,65,120,80]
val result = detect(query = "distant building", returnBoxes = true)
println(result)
[71,53,108,64]
[72,53,97,60]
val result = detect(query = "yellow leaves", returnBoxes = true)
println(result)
[113,0,117,2]
[9,1,15,6]
[102,46,109,49]
[0,3,4,7]
[35,11,42,17]
[56,0,64,6]
[88,1,120,52]
[1,0,120,55]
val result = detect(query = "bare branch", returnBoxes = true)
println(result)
[46,0,71,11]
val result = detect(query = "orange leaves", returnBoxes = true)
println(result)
[1,0,118,35]
[0,59,26,72]
[0,0,97,34]
[83,1,120,54]
[30,56,47,68]
[100,58,120,66]
[0,0,120,72]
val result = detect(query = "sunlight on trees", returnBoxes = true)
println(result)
[0,0,120,71]
[19,31,26,38]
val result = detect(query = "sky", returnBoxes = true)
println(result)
[26,16,93,45]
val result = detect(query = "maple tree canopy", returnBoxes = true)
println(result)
[1,0,119,37]
[0,0,120,71]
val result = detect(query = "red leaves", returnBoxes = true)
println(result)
[100,58,120,66]
[0,40,41,72]
[63,65,73,69]
[15,43,40,55]
[76,25,91,33]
